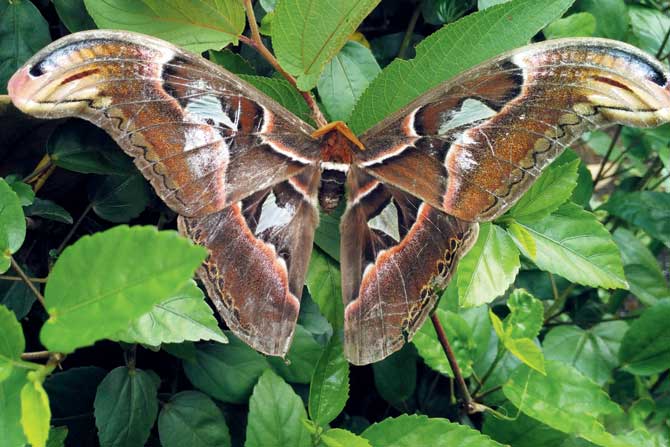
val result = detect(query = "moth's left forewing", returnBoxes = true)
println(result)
[341,166,478,365]
[178,166,320,357]
[356,38,670,222]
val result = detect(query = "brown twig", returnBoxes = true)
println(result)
[10,257,46,309]
[430,312,481,414]
[56,202,93,255]
[20,350,51,361]
[0,275,48,283]
[593,125,622,186]
[241,0,328,127]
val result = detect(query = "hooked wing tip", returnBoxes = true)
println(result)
[7,66,31,111]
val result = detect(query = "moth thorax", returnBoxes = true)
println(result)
[319,167,347,213]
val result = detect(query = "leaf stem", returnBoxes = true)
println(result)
[0,275,48,283]
[397,2,421,59]
[56,202,93,255]
[473,351,505,396]
[20,350,51,360]
[10,257,46,309]
[543,283,576,322]
[593,125,622,187]
[240,0,328,127]
[430,312,480,413]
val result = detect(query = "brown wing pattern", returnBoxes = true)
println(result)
[178,166,320,357]
[8,30,320,217]
[357,38,670,221]
[341,166,478,365]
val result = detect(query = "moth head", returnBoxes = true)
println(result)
[8,30,171,119]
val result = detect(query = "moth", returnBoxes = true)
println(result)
[8,30,670,365]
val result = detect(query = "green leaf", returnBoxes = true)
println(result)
[505,289,543,340]
[628,5,670,56]
[483,404,568,447]
[208,49,256,75]
[503,360,630,447]
[350,0,575,133]
[543,12,596,39]
[413,309,475,378]
[514,203,627,289]
[112,280,227,347]
[94,367,159,447]
[321,428,372,447]
[0,267,36,319]
[240,75,314,124]
[83,0,245,53]
[0,368,28,446]
[0,0,51,94]
[544,321,627,386]
[90,174,150,223]
[162,342,197,361]
[306,248,343,328]
[317,41,381,122]
[46,426,68,447]
[0,305,25,382]
[508,159,579,222]
[613,229,670,305]
[245,370,311,447]
[158,391,231,447]
[362,414,505,446]
[5,177,34,207]
[183,336,270,404]
[309,335,349,426]
[0,178,26,274]
[20,374,51,447]
[40,226,207,353]
[602,191,670,248]
[619,300,670,376]
[314,205,343,261]
[54,0,96,32]
[575,0,628,40]
[267,325,322,384]
[24,199,73,225]
[372,344,417,408]
[272,0,380,90]
[507,221,537,259]
[457,223,520,307]
[490,310,545,374]
[47,121,134,175]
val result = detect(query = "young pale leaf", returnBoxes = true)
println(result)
[47,121,135,175]
[112,280,227,347]
[602,191,670,248]
[504,289,543,340]
[183,336,270,404]
[306,248,343,328]
[0,0,51,94]
[362,414,505,446]
[619,300,670,376]
[246,370,311,447]
[490,311,545,374]
[0,178,26,273]
[457,223,520,307]
[503,360,630,447]
[372,344,417,409]
[317,41,381,122]
[20,375,51,447]
[514,203,627,289]
[83,0,245,53]
[350,0,574,133]
[413,309,475,378]
[543,12,596,39]
[93,367,159,447]
[157,391,231,447]
[267,325,322,384]
[507,159,579,222]
[89,174,150,223]
[321,428,372,447]
[239,75,313,124]
[53,0,96,32]
[273,0,380,90]
[40,226,206,353]
[24,199,73,225]
[0,368,28,446]
[506,221,537,259]
[544,321,627,386]
[309,335,349,427]
[613,229,670,305]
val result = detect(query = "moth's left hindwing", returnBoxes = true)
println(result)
[8,30,321,217]
[341,166,478,365]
